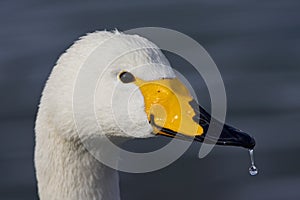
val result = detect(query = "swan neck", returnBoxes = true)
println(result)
[35,129,120,200]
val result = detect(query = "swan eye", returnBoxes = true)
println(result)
[119,71,135,83]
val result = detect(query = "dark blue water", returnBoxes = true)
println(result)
[1,0,300,199]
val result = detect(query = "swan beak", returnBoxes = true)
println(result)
[135,78,255,149]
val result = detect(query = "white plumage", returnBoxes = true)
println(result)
[34,31,176,200]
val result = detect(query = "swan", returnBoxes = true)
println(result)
[34,30,255,200]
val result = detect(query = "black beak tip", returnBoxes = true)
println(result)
[232,129,256,149]
[218,126,256,149]
[190,100,257,150]
[240,134,256,149]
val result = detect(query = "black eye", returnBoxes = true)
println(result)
[119,71,135,83]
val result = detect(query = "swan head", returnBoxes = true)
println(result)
[39,30,255,149]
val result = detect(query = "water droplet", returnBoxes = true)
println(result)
[249,165,258,176]
[248,149,258,176]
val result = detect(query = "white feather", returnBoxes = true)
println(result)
[35,31,175,200]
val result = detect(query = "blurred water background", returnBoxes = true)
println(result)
[1,0,300,199]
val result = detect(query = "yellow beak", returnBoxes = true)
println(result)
[134,78,204,138]
[125,73,255,149]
